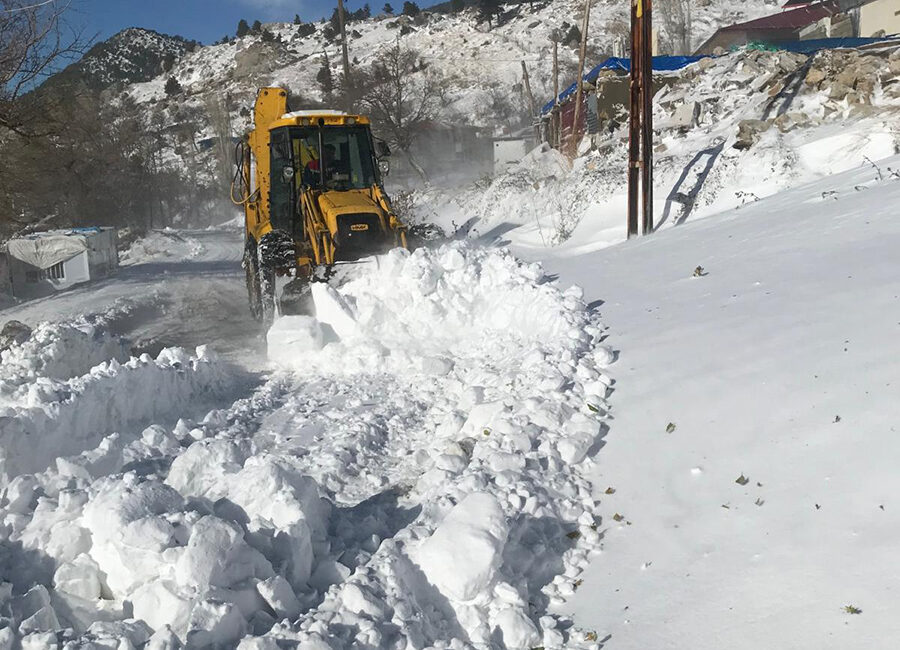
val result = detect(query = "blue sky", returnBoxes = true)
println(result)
[70,0,361,45]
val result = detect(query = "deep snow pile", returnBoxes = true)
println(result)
[415,46,900,252]
[0,244,614,648]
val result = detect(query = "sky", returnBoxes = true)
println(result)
[69,0,353,45]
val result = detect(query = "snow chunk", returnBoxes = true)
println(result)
[266,315,325,366]
[414,493,509,602]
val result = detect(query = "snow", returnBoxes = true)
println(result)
[0,239,609,647]
[414,492,509,602]
[548,155,900,648]
[5,21,900,646]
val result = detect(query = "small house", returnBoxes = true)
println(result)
[5,227,118,298]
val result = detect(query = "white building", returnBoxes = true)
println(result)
[5,227,118,297]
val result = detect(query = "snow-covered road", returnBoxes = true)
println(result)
[1,236,613,648]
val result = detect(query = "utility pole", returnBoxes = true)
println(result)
[336,0,352,109]
[552,36,560,147]
[570,0,591,157]
[628,0,653,237]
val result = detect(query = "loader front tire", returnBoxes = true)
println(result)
[244,238,275,325]
[243,240,263,321]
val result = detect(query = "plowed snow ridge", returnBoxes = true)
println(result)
[0,244,612,649]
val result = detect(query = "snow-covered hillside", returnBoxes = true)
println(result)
[120,0,775,139]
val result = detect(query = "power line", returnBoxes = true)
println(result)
[0,0,57,14]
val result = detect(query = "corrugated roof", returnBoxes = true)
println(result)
[723,1,838,32]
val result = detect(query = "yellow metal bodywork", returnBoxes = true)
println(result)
[239,87,406,274]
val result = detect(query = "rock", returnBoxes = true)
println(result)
[734,119,770,150]
[0,320,31,352]
[670,101,700,129]
[856,77,876,98]
[805,67,826,86]
[836,68,858,88]
[827,82,852,100]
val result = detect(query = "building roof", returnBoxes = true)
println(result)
[723,1,839,32]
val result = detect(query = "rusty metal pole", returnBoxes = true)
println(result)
[627,0,641,238]
[641,0,654,234]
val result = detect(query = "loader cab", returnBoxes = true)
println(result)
[267,116,385,236]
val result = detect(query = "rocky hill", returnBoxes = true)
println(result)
[43,27,195,93]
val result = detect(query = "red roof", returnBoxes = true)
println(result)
[723,1,838,32]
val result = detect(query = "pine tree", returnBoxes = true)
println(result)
[450,0,465,12]
[251,20,262,34]
[294,14,302,24]
[236,19,250,37]
[478,0,500,29]
[317,51,334,97]
[383,3,394,14]
[164,76,182,96]
[402,1,420,16]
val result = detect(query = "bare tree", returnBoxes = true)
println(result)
[356,41,448,182]
[0,0,87,136]
[657,0,693,56]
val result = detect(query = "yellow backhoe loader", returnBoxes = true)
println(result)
[232,87,407,322]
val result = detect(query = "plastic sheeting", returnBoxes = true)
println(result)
[541,55,708,115]
[7,234,88,270]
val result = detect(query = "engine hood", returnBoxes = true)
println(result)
[317,189,382,218]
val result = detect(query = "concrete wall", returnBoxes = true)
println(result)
[859,0,900,36]
[0,252,11,297]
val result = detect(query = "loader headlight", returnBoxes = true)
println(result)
[346,117,356,125]
[378,159,390,176]
[300,118,311,126]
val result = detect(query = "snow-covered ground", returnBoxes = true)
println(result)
[546,155,900,649]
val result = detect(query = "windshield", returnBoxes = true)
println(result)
[289,125,377,191]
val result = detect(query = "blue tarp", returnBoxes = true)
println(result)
[541,56,707,115]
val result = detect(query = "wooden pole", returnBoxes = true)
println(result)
[336,0,352,108]
[521,61,537,124]
[641,0,654,234]
[570,0,591,157]
[552,38,559,148]
[627,0,641,238]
